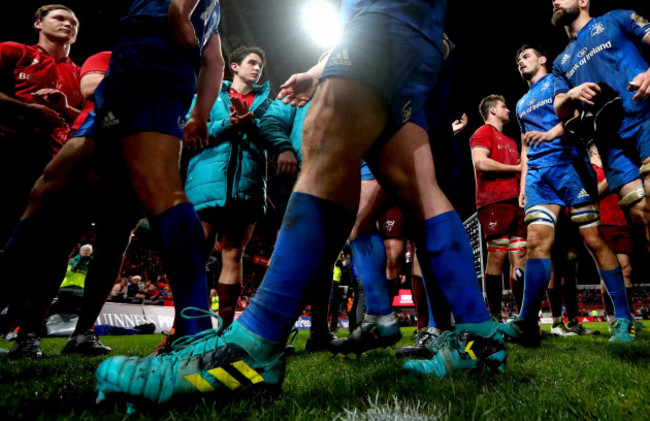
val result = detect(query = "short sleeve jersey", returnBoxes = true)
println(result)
[71,51,112,132]
[470,124,521,208]
[123,0,220,51]
[552,10,650,138]
[340,0,445,43]
[0,42,82,154]
[592,163,628,226]
[516,73,581,168]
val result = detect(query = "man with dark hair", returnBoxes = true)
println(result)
[183,45,290,331]
[470,95,526,322]
[0,4,83,246]
[499,43,632,347]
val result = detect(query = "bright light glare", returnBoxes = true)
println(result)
[303,1,340,47]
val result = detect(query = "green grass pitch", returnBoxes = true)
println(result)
[1,322,649,420]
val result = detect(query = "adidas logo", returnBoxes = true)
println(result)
[101,111,120,128]
[577,189,590,199]
[328,49,352,66]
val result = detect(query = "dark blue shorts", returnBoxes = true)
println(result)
[93,32,198,140]
[321,12,442,138]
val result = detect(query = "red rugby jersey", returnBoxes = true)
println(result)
[0,42,82,155]
[470,124,521,209]
[592,163,628,227]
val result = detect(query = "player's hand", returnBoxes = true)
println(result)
[278,72,319,107]
[452,113,468,134]
[276,150,299,179]
[523,130,552,147]
[31,88,69,113]
[518,190,526,208]
[229,97,255,125]
[629,69,650,101]
[27,103,65,128]
[168,3,199,49]
[566,82,601,106]
[183,116,209,150]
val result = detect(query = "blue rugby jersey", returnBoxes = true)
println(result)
[553,10,650,138]
[123,0,220,51]
[516,73,581,169]
[340,0,446,44]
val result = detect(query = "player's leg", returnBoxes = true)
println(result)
[331,176,402,355]
[216,220,256,329]
[62,206,141,356]
[577,224,633,341]
[499,203,560,347]
[1,134,97,357]
[119,132,212,337]
[484,245,507,321]
[234,76,384,348]
[363,121,506,377]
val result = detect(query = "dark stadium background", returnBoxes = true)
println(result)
[3,0,650,286]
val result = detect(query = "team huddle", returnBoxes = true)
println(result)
[0,0,649,412]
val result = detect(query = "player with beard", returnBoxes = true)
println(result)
[551,0,650,255]
[498,44,633,346]
[550,0,650,341]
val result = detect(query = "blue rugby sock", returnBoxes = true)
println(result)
[417,271,452,330]
[415,211,490,325]
[151,202,211,337]
[349,232,392,316]
[599,266,631,320]
[519,258,551,321]
[237,193,356,342]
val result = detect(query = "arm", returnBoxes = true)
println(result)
[0,91,64,127]
[522,121,565,147]
[259,100,299,177]
[80,72,105,99]
[471,147,521,173]
[168,0,200,49]
[553,83,601,120]
[519,140,529,208]
[31,88,80,122]
[184,33,225,150]
[452,113,468,134]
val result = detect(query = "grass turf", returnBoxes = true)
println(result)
[1,321,649,420]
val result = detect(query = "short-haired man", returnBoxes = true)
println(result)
[0,4,83,246]
[551,0,650,255]
[184,45,288,330]
[94,0,507,406]
[470,95,527,322]
[499,43,633,346]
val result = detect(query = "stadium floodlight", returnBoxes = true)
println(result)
[303,0,340,47]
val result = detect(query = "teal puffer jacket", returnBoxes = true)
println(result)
[184,81,289,217]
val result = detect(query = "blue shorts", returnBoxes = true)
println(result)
[599,143,639,191]
[321,12,442,138]
[628,117,650,162]
[93,32,198,140]
[72,111,96,138]
[524,159,598,210]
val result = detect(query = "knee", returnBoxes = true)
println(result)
[525,229,552,257]
[221,246,246,265]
